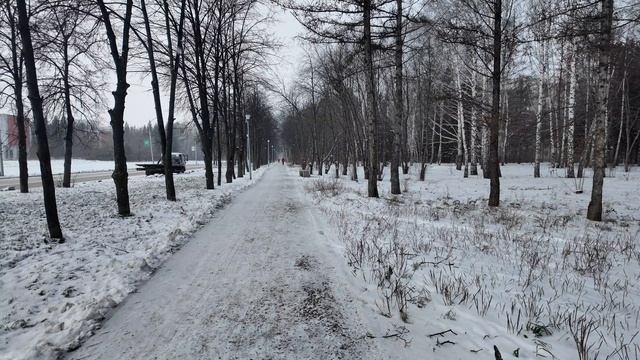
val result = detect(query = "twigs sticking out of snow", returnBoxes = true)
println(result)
[568,311,602,360]
[365,325,411,347]
[428,329,458,348]
[335,209,421,322]
[428,329,458,338]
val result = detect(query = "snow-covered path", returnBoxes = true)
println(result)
[66,166,379,360]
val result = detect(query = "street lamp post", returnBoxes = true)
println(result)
[245,114,252,180]
[267,139,270,166]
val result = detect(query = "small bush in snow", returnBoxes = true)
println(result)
[305,178,345,197]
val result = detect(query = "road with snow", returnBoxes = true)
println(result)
[66,165,380,360]
[0,165,203,189]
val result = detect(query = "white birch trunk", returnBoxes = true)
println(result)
[470,68,478,175]
[566,43,576,178]
[534,41,545,178]
[455,64,465,174]
[613,70,626,166]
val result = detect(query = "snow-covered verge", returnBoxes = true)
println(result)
[299,163,640,359]
[1,159,143,177]
[0,167,264,360]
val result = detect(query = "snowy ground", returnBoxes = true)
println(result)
[0,166,264,360]
[301,163,640,359]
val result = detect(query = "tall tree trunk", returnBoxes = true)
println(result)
[438,102,443,165]
[488,0,502,207]
[6,1,28,193]
[214,34,222,186]
[481,77,490,179]
[587,0,614,221]
[430,103,436,164]
[390,0,402,195]
[16,0,63,239]
[470,67,478,175]
[566,43,576,178]
[613,69,625,166]
[191,1,214,189]
[161,0,186,201]
[142,0,175,200]
[364,0,379,197]
[548,87,556,168]
[62,38,75,188]
[455,64,467,176]
[455,63,464,172]
[534,41,545,178]
[578,54,591,178]
[502,92,509,166]
[98,0,133,216]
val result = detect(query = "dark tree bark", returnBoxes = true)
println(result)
[488,0,502,207]
[390,0,402,195]
[97,0,133,216]
[16,0,63,240]
[364,0,379,198]
[214,16,222,186]
[61,31,75,188]
[161,0,187,201]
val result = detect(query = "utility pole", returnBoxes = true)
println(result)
[246,114,252,180]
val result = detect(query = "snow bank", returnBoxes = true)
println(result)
[300,163,640,359]
[0,167,264,360]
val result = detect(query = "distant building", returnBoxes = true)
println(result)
[0,114,31,160]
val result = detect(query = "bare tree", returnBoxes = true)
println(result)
[587,0,614,221]
[38,0,105,188]
[97,0,134,216]
[16,0,63,239]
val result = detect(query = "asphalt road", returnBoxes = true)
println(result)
[0,165,203,189]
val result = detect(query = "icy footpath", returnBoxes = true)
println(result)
[0,167,264,360]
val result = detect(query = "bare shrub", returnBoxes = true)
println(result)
[429,269,469,306]
[491,207,523,232]
[471,287,493,317]
[571,234,614,287]
[607,330,640,360]
[336,209,418,321]
[533,213,572,233]
[304,178,345,197]
[568,310,603,360]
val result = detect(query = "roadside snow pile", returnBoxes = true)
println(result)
[1,159,141,177]
[301,164,640,360]
[0,167,264,360]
